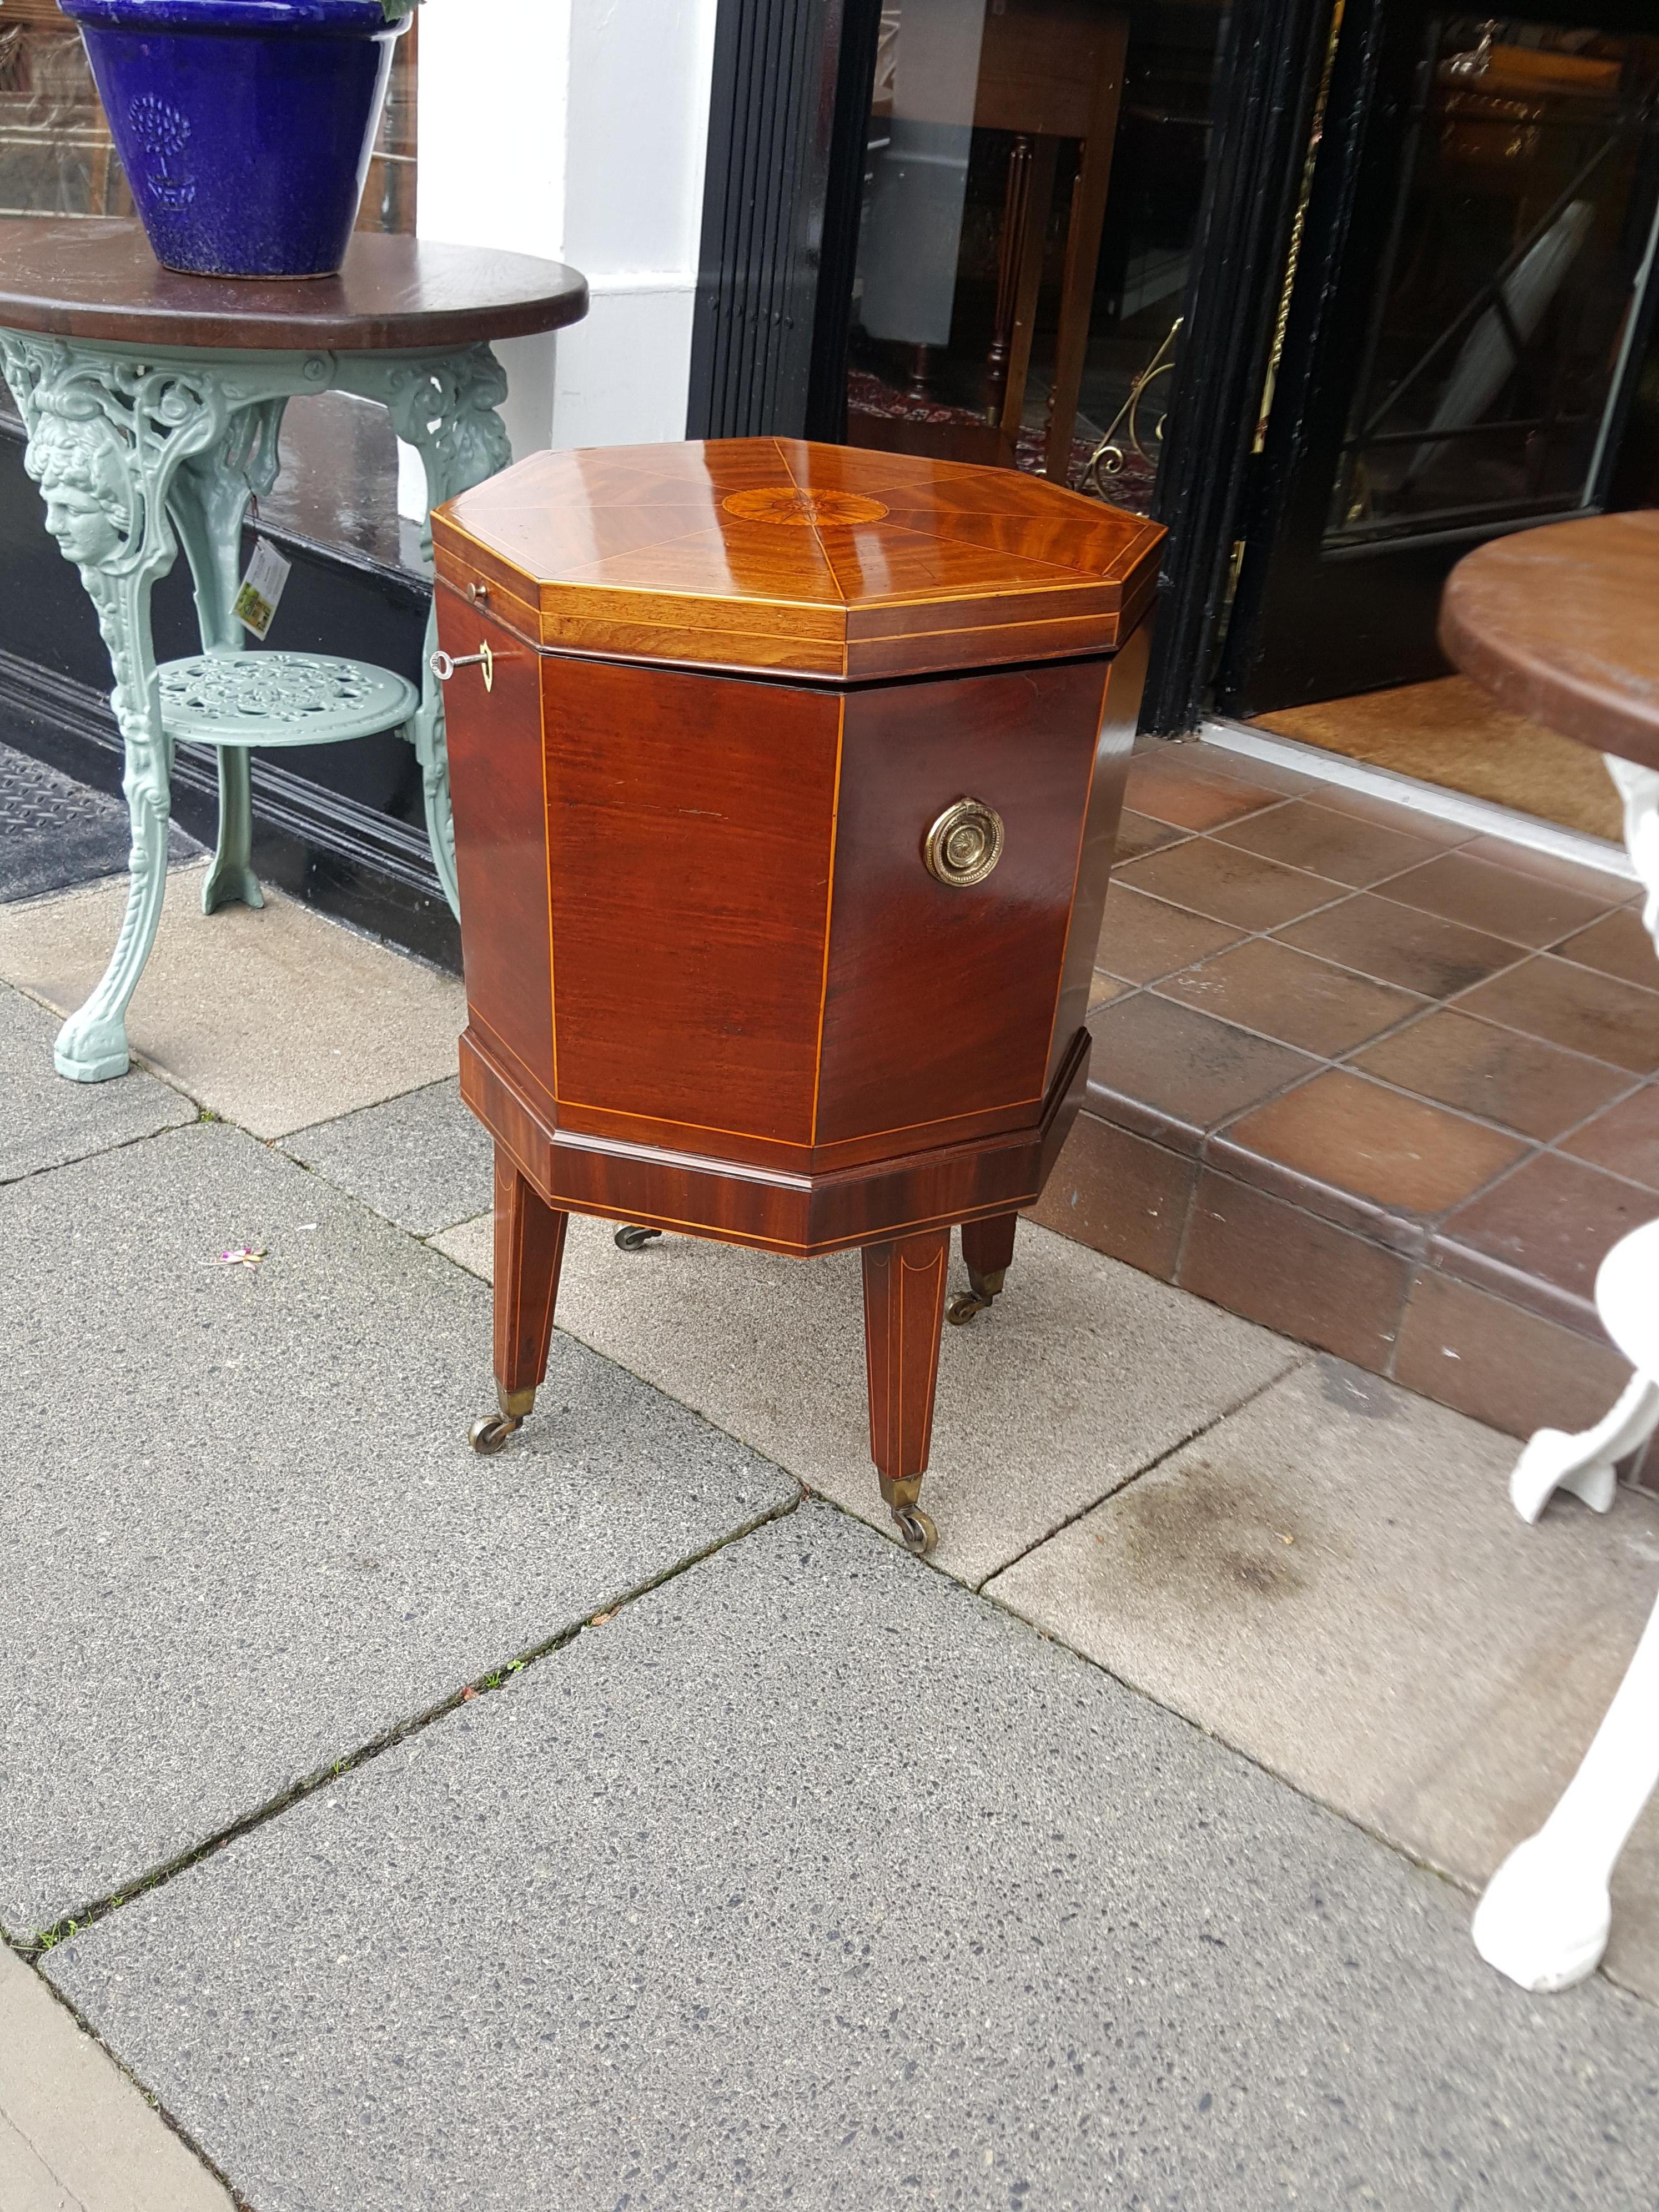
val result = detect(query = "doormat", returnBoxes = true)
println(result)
[1251,677,1623,844]
[0,742,203,906]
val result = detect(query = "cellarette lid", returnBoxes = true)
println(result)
[432,438,1165,684]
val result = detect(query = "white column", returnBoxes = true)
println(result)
[408,0,716,514]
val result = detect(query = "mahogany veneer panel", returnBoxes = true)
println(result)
[443,609,555,1123]
[815,658,1118,1145]
[460,1025,1090,1260]
[541,657,839,1147]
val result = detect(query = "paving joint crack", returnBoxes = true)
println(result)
[971,1351,1313,1591]
[2,1937,255,2212]
[18,1488,805,1962]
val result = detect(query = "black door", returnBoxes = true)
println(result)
[1216,3,1659,715]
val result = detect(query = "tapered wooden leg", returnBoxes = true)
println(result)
[862,1228,951,1555]
[470,1148,567,1456]
[950,1212,1019,1326]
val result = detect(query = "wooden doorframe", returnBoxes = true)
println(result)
[1139,0,1343,736]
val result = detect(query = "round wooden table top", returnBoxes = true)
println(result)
[0,219,588,354]
[1440,510,1659,771]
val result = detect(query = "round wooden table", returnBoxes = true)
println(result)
[1440,512,1659,1995]
[0,218,586,1083]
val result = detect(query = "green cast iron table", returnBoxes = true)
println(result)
[0,218,587,1082]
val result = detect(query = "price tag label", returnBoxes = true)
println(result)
[233,537,293,641]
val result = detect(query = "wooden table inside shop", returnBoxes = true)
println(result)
[432,438,1164,1555]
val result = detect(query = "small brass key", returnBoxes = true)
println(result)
[430,642,494,692]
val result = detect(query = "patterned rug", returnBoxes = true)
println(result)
[846,369,1159,514]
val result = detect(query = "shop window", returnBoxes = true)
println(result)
[1328,15,1659,549]
[0,0,417,229]
[844,0,1232,515]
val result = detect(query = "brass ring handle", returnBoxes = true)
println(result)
[924,798,1004,888]
[430,642,494,692]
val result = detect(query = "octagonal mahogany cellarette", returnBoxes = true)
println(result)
[431,439,1163,1556]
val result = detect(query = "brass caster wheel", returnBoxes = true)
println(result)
[947,1290,992,1326]
[614,1224,663,1253]
[894,1506,937,1557]
[469,1413,522,1456]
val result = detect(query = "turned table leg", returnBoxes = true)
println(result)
[950,1211,1019,1326]
[470,1147,568,1456]
[862,1228,951,1556]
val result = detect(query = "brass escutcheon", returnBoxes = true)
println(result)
[923,798,1004,888]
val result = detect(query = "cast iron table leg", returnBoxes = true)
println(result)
[338,343,514,921]
[862,1228,951,1556]
[0,335,298,1079]
[168,399,289,914]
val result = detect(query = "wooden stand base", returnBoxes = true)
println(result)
[465,1151,1038,1556]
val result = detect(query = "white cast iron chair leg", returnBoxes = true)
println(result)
[1476,756,1659,1992]
[1510,1373,1659,1524]
[1474,1581,1659,1992]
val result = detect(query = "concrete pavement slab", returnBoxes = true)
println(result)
[46,1504,1659,2212]
[0,867,464,1138]
[986,1357,1659,2003]
[433,1211,1301,1587]
[0,1122,796,1936]
[0,1945,230,2212]
[0,983,193,1187]
[282,1078,492,1235]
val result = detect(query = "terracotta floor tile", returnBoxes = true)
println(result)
[1436,1151,1656,1311]
[1112,809,1190,865]
[1153,937,1421,1057]
[1086,993,1318,1151]
[1458,833,1639,905]
[1211,798,1446,887]
[1556,905,1659,992]
[1087,971,1129,1012]
[1379,848,1615,948]
[1222,1069,1526,1218]
[1395,1269,1629,1441]
[1023,1110,1195,1281]
[1457,956,1659,1075]
[1115,837,1341,932]
[1556,1083,1659,1190]
[1352,1008,1632,1142]
[1178,1168,1408,1373]
[1094,884,1243,985]
[1122,748,1287,832]
[1276,892,1522,999]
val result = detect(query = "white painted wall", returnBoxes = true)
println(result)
[408,0,716,510]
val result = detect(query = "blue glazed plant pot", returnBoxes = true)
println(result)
[59,0,410,279]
